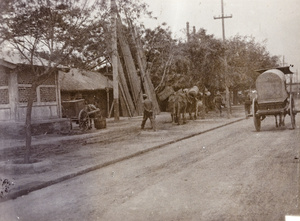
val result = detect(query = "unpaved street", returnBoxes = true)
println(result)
[1,116,300,221]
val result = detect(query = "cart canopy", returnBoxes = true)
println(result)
[256,69,288,104]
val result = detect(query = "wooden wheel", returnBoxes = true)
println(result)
[252,98,261,132]
[79,109,90,131]
[289,94,296,129]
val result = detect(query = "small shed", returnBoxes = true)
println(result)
[59,68,113,117]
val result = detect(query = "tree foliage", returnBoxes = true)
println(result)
[62,0,154,70]
[142,26,280,94]
[183,28,225,90]
[225,35,280,91]
[0,0,112,71]
[140,24,178,90]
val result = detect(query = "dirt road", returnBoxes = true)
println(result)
[0,114,299,221]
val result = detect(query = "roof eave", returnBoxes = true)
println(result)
[0,59,17,69]
[255,65,294,75]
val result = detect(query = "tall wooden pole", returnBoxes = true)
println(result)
[214,0,232,41]
[214,0,232,118]
[111,0,119,120]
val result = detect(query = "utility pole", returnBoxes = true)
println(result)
[214,0,232,41]
[282,55,287,66]
[297,69,299,99]
[214,0,232,118]
[111,0,119,120]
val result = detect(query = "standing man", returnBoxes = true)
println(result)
[214,91,224,117]
[244,92,251,118]
[141,94,156,131]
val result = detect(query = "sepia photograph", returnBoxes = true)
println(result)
[0,0,299,220]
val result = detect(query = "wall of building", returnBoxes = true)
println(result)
[0,66,13,121]
[0,65,61,121]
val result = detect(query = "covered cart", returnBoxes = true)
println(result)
[252,66,297,131]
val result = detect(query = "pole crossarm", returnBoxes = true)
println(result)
[213,0,232,41]
[213,15,232,19]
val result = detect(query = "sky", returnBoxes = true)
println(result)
[141,0,300,81]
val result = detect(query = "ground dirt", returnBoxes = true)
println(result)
[0,104,299,221]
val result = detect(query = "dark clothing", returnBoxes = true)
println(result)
[214,95,223,106]
[214,94,224,116]
[214,94,223,109]
[244,94,251,117]
[141,98,156,130]
[244,94,251,105]
[143,99,153,112]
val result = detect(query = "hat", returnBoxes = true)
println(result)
[142,94,148,98]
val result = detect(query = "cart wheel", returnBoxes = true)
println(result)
[289,94,296,129]
[79,109,90,131]
[252,99,261,132]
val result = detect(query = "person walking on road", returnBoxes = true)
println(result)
[244,92,252,118]
[141,94,156,131]
[214,91,224,117]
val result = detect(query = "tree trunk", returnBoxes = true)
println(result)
[24,84,37,163]
[225,85,231,118]
[232,89,238,105]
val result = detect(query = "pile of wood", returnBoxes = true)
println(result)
[115,17,160,117]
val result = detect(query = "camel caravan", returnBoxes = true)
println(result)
[166,86,211,125]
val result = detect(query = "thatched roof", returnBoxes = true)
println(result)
[59,68,113,91]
